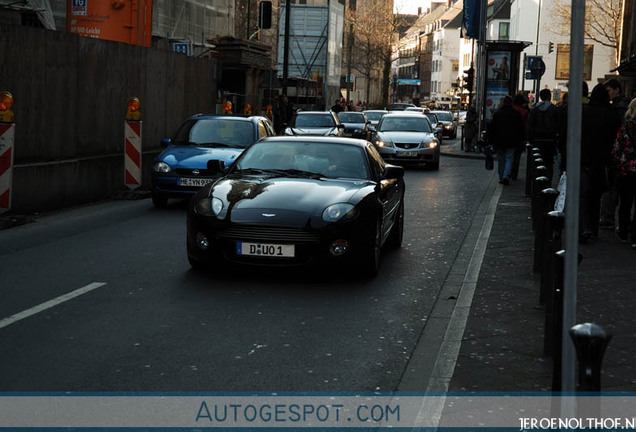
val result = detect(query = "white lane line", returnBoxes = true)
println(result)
[0,282,107,330]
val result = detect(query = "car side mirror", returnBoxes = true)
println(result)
[369,125,376,132]
[160,138,171,148]
[207,159,228,175]
[382,164,404,180]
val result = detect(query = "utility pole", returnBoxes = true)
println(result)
[282,0,291,96]
[346,22,354,103]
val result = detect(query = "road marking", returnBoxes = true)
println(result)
[0,282,107,330]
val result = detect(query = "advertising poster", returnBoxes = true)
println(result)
[485,51,512,123]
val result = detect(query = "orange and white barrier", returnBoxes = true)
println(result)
[124,120,142,190]
[0,123,15,214]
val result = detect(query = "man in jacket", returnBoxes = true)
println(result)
[488,95,525,185]
[528,89,559,180]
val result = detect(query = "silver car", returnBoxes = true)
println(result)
[372,112,440,170]
[284,111,344,136]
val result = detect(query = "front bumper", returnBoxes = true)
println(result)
[375,145,440,166]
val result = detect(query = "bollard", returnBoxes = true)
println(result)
[531,175,550,230]
[0,91,15,214]
[124,97,142,190]
[533,188,560,274]
[570,323,612,392]
[543,212,565,356]
[551,250,583,391]
[525,143,534,196]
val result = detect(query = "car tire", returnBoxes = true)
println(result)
[152,193,168,208]
[386,200,404,249]
[187,254,206,271]
[358,220,381,278]
[429,161,440,171]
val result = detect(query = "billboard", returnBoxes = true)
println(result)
[67,0,153,47]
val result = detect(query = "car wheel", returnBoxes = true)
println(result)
[358,220,381,278]
[386,200,404,249]
[429,161,440,171]
[187,253,206,271]
[452,131,457,139]
[152,193,168,208]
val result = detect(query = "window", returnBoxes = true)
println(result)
[499,22,510,40]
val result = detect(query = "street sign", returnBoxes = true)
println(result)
[525,55,545,80]
[173,43,189,56]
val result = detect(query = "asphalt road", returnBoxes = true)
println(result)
[0,145,496,392]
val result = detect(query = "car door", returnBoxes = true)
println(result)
[366,144,401,242]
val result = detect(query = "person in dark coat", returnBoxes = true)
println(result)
[578,83,622,242]
[274,95,294,135]
[611,98,636,247]
[511,92,529,180]
[488,95,525,185]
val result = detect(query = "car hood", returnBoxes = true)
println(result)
[210,176,374,225]
[158,146,244,169]
[341,122,365,129]
[286,127,338,136]
[377,131,435,143]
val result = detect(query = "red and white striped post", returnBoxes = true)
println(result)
[124,97,142,190]
[0,91,15,214]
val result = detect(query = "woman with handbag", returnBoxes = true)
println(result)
[611,98,636,248]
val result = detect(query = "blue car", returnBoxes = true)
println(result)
[151,114,275,207]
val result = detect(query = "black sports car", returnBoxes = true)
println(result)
[186,136,405,277]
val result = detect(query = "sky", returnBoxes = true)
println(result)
[394,0,432,15]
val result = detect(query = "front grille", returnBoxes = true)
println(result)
[395,142,420,150]
[217,226,320,244]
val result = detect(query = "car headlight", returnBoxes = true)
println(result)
[375,139,393,148]
[444,125,453,129]
[354,129,362,134]
[322,203,357,222]
[426,140,439,148]
[195,196,224,216]
[152,161,171,173]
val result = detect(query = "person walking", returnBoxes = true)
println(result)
[578,84,622,242]
[611,98,636,248]
[528,89,558,181]
[488,95,525,185]
[599,78,632,229]
[274,95,294,135]
[331,99,345,113]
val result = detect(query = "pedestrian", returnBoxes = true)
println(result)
[578,83,622,242]
[512,92,529,180]
[487,95,525,185]
[528,88,558,180]
[331,98,345,113]
[610,98,636,248]
[274,95,294,135]
[599,78,632,229]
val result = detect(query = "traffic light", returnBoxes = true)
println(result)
[462,67,474,93]
[548,42,554,54]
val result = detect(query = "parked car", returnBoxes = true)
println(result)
[186,136,405,277]
[284,111,344,136]
[386,102,416,111]
[457,110,467,125]
[372,112,440,170]
[336,111,371,140]
[151,114,275,207]
[431,110,458,138]
[363,109,388,130]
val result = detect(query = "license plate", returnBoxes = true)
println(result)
[397,151,418,157]
[178,177,213,187]
[236,242,295,257]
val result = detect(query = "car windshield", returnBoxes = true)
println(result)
[337,112,364,123]
[425,114,438,124]
[434,112,453,122]
[365,112,385,122]
[235,141,370,180]
[378,117,432,133]
[173,118,254,148]
[294,114,335,128]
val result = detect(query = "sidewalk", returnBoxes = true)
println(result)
[442,140,636,392]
